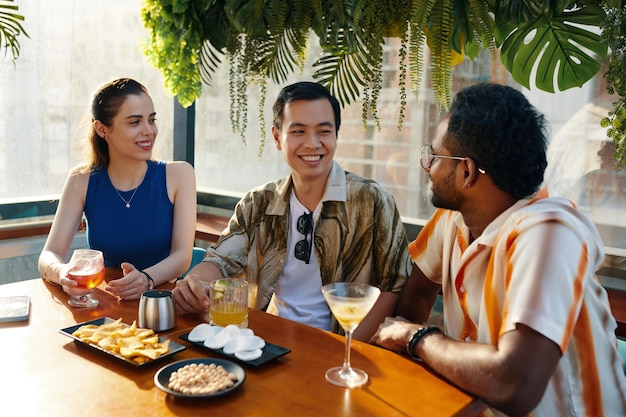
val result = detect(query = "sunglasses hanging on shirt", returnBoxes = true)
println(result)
[295,212,313,264]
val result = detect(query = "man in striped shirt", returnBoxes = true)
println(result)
[371,83,626,416]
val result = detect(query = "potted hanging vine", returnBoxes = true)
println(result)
[140,0,624,164]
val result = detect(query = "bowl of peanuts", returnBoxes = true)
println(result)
[154,358,245,397]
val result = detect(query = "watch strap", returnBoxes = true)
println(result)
[140,270,154,290]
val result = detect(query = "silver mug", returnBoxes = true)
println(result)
[138,289,176,331]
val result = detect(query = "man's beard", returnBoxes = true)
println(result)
[430,171,462,211]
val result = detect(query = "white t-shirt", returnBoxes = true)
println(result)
[272,191,331,330]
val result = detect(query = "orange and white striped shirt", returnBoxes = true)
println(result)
[410,196,626,417]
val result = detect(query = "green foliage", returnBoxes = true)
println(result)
[140,0,612,154]
[600,0,626,167]
[408,0,436,108]
[428,1,456,109]
[312,0,379,109]
[224,0,312,146]
[452,0,497,60]
[140,0,204,108]
[495,0,607,92]
[0,0,29,61]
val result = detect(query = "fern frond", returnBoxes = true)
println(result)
[230,0,311,83]
[466,0,496,59]
[199,40,224,86]
[313,0,375,104]
[428,0,455,109]
[264,26,309,82]
[313,0,353,52]
[408,0,437,101]
[314,50,367,107]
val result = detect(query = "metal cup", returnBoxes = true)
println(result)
[138,289,176,331]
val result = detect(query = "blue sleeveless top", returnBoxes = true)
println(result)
[84,160,174,270]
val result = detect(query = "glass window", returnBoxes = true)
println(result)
[544,69,626,253]
[1,0,623,261]
[193,39,493,221]
[0,0,174,207]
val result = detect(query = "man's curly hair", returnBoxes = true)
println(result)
[445,83,548,199]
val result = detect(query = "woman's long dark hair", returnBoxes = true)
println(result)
[78,78,149,171]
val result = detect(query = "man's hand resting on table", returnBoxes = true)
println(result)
[369,316,426,354]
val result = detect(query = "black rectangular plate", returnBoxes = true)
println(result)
[179,332,290,367]
[59,317,186,367]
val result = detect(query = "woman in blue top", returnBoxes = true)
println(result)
[38,78,197,300]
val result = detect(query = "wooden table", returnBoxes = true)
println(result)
[0,276,486,417]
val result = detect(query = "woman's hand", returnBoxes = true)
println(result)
[57,263,92,297]
[105,262,151,300]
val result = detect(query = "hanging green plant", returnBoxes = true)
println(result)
[140,0,205,108]
[600,0,626,167]
[141,0,615,156]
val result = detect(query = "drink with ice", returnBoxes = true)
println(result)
[209,279,248,328]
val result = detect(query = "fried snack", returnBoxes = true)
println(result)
[72,318,170,364]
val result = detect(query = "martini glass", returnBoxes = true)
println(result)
[321,282,381,388]
[66,249,105,308]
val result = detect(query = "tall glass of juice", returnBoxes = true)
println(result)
[208,278,248,328]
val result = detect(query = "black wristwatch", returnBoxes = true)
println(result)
[406,326,441,361]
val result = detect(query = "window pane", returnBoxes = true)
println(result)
[193,40,493,220]
[1,1,624,258]
[544,87,626,252]
[0,0,173,204]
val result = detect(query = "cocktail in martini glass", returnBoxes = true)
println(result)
[321,282,381,388]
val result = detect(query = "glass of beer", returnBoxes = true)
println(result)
[66,249,105,308]
[208,278,248,328]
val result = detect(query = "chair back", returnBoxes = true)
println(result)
[618,338,626,375]
[182,247,206,278]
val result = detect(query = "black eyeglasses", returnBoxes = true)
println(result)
[295,212,313,264]
[420,144,485,173]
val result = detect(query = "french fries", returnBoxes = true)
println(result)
[72,318,171,364]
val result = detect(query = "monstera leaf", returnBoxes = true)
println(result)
[495,1,607,92]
